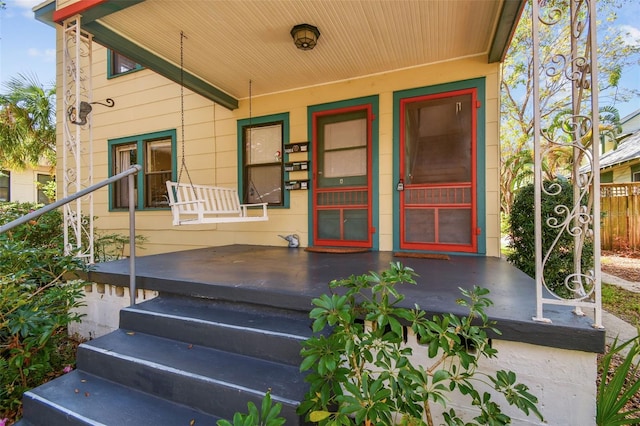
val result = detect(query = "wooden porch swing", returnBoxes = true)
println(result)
[166,32,268,226]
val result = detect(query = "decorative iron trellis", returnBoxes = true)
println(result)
[532,0,602,327]
[62,16,94,263]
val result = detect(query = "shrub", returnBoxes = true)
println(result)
[0,202,86,420]
[507,180,594,298]
[298,262,543,425]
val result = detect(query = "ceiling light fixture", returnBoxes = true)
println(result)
[290,23,320,50]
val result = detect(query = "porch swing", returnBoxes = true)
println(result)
[166,32,268,226]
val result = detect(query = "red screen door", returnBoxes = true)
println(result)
[312,106,372,248]
[399,89,477,252]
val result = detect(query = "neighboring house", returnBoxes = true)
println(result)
[600,129,640,183]
[599,107,640,168]
[0,166,54,204]
[620,108,640,139]
[20,1,605,425]
[598,127,640,250]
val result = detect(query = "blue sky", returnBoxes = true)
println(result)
[0,0,56,87]
[0,0,639,118]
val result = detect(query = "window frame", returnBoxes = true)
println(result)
[36,173,54,204]
[631,164,640,182]
[107,50,143,79]
[600,170,614,183]
[108,130,177,211]
[0,170,9,202]
[237,113,289,208]
[316,109,369,188]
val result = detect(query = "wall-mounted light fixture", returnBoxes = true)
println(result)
[290,24,320,50]
[67,98,115,126]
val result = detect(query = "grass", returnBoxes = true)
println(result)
[602,283,640,326]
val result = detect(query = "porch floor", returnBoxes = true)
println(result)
[85,244,605,353]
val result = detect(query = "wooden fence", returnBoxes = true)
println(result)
[601,183,640,251]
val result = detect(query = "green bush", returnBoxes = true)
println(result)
[298,263,543,425]
[0,202,86,419]
[507,180,594,298]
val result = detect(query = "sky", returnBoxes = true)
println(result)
[0,0,639,118]
[0,0,56,87]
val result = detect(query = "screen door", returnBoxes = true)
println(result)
[399,89,477,252]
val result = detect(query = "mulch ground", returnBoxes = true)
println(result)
[602,250,640,282]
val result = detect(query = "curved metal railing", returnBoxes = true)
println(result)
[0,165,142,305]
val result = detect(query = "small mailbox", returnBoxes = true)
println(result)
[285,180,309,190]
[284,142,309,154]
[285,161,309,172]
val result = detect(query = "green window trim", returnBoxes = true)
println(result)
[237,112,290,208]
[108,129,177,211]
[107,49,144,79]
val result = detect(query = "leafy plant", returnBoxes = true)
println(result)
[0,277,85,415]
[0,202,146,422]
[597,333,640,425]
[298,262,543,425]
[0,202,88,419]
[217,390,285,426]
[507,180,594,298]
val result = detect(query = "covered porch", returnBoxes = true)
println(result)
[20,244,600,424]
[85,244,604,352]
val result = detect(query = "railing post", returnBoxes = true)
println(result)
[128,173,136,306]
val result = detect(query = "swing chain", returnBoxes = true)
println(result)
[177,31,195,192]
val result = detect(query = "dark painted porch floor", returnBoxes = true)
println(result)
[86,244,605,353]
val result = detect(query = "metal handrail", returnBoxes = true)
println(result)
[0,165,142,305]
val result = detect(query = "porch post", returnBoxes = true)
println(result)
[532,0,602,328]
[62,15,95,263]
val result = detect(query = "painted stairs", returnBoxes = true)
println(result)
[18,293,314,425]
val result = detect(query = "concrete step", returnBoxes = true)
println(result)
[20,286,316,425]
[76,328,308,423]
[119,294,312,365]
[21,370,219,426]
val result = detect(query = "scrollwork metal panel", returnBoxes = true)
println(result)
[532,0,602,327]
[62,16,94,263]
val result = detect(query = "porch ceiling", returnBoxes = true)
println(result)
[45,0,523,108]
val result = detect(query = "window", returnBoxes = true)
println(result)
[36,174,54,204]
[109,130,176,210]
[0,171,9,202]
[237,113,289,207]
[108,50,143,78]
[601,171,613,183]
